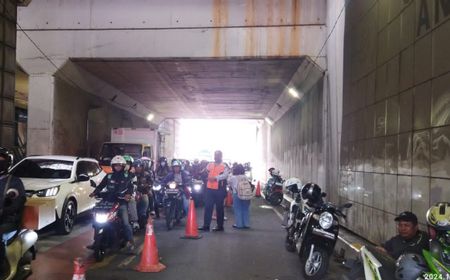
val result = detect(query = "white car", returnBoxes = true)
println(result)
[10,155,106,234]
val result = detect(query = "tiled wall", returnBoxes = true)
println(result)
[341,0,450,244]
[0,0,17,148]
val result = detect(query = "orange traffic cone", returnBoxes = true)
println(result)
[135,218,166,273]
[255,181,261,197]
[72,257,86,280]
[181,199,202,239]
[225,191,233,207]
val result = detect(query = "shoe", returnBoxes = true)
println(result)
[198,226,210,231]
[86,244,95,250]
[212,226,224,232]
[232,224,243,229]
[243,226,251,229]
[126,241,135,253]
[132,222,140,231]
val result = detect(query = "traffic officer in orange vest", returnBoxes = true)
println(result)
[198,150,230,232]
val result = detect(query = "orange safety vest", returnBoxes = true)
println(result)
[206,162,225,190]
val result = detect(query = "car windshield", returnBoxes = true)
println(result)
[100,143,142,159]
[11,159,73,179]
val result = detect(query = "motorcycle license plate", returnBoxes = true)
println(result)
[165,189,179,194]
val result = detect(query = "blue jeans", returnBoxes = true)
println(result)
[137,194,149,217]
[232,193,251,228]
[182,194,189,216]
[118,204,133,242]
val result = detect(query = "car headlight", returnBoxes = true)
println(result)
[153,185,162,191]
[194,184,202,192]
[95,213,109,224]
[36,186,60,197]
[169,182,177,189]
[319,212,333,229]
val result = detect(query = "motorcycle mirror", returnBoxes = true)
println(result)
[321,192,327,198]
[78,174,90,182]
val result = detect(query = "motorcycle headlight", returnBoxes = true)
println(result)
[36,186,60,197]
[153,185,162,191]
[169,182,177,189]
[194,184,202,191]
[188,187,192,193]
[319,212,333,230]
[95,213,109,224]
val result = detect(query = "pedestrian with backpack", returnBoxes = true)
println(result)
[228,164,253,229]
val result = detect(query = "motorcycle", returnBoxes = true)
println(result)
[163,181,185,230]
[91,189,130,262]
[1,229,37,280]
[264,175,284,206]
[189,179,204,207]
[152,180,164,210]
[285,186,352,280]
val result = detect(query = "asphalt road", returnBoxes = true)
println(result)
[29,198,349,280]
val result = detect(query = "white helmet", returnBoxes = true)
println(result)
[111,155,126,166]
[272,169,280,176]
[283,177,302,193]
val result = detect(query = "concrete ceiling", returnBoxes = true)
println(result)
[73,58,304,119]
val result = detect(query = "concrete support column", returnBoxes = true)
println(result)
[0,0,17,148]
[27,74,55,155]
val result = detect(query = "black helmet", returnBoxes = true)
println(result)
[0,147,13,175]
[133,159,145,168]
[395,253,428,280]
[158,157,167,163]
[301,183,322,203]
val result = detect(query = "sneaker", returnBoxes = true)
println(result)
[132,222,140,231]
[212,226,224,232]
[198,226,210,231]
[126,241,135,253]
[232,224,243,229]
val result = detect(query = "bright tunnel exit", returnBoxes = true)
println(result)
[176,119,259,165]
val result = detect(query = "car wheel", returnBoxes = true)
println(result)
[57,199,77,235]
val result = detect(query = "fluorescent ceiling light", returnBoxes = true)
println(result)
[147,113,154,122]
[265,117,274,126]
[288,87,300,98]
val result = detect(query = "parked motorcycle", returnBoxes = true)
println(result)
[1,229,37,280]
[163,181,185,230]
[264,171,284,206]
[91,189,130,262]
[285,182,352,280]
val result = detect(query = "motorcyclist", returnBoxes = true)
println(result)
[162,159,191,215]
[156,157,170,180]
[123,155,139,231]
[426,202,450,268]
[133,159,155,226]
[0,148,26,275]
[89,155,135,251]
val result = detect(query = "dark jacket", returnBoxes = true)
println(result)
[383,230,429,259]
[0,175,26,226]
[135,171,153,195]
[162,171,191,187]
[93,171,134,204]
[162,171,191,198]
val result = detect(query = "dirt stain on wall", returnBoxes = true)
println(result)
[213,0,228,57]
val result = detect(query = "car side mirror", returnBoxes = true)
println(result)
[77,174,90,182]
